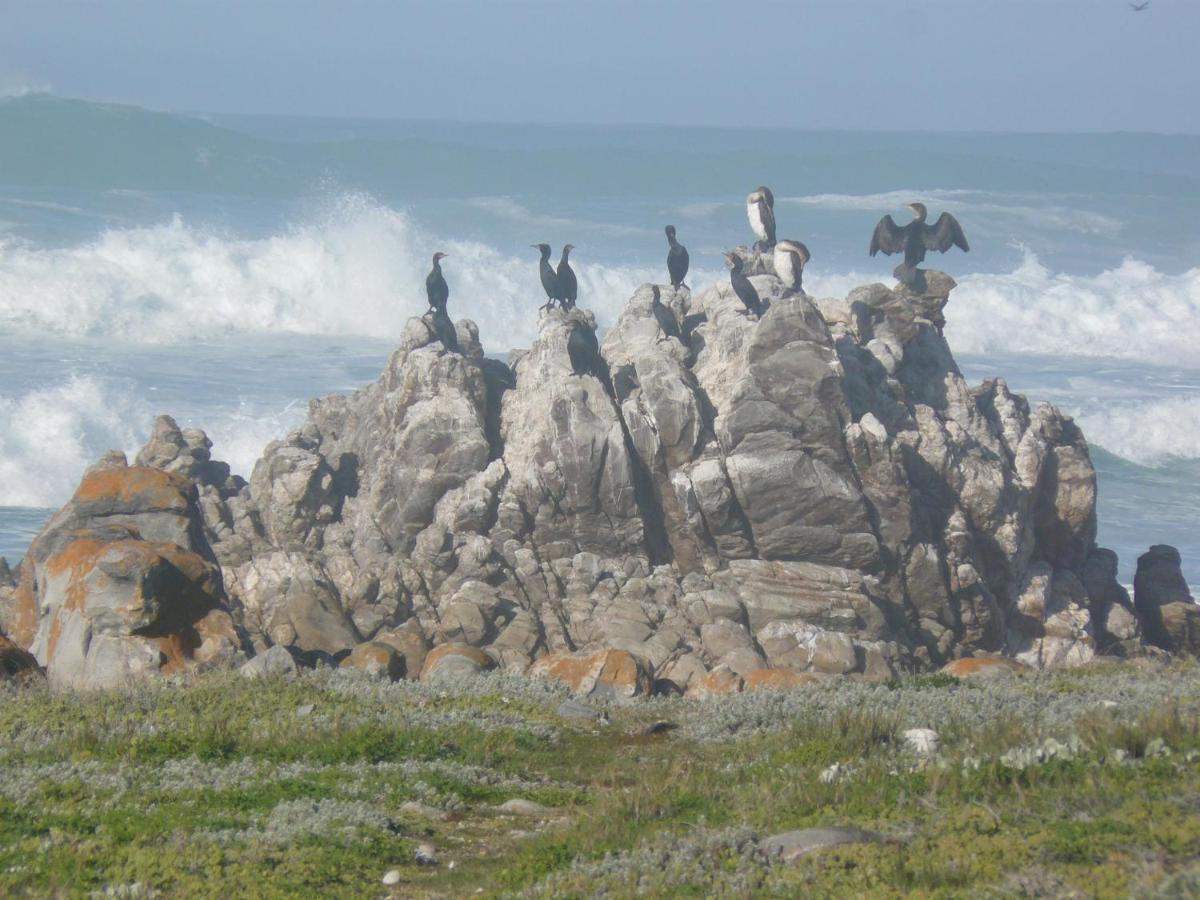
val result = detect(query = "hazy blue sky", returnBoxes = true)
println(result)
[2,0,1196,132]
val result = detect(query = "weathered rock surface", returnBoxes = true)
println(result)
[6,458,241,687]
[1135,545,1200,654]
[1,629,41,683]
[8,254,1174,689]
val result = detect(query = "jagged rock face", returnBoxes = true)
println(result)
[18,255,1159,691]
[8,457,240,687]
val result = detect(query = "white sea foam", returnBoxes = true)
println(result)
[1073,397,1200,466]
[0,194,662,352]
[947,252,1200,366]
[0,376,149,506]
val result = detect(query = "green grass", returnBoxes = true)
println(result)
[1,662,1199,897]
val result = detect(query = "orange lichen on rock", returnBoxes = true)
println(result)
[941,656,1029,678]
[530,649,651,699]
[743,668,822,691]
[73,466,190,509]
[686,666,744,698]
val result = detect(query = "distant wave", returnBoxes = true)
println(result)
[947,251,1200,367]
[782,189,1123,238]
[0,192,1193,363]
[1075,397,1200,466]
[0,194,664,351]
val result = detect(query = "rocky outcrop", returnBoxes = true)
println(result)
[7,456,241,687]
[7,251,1166,689]
[1134,545,1200,654]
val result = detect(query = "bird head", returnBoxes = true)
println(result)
[562,244,575,255]
[665,224,676,240]
[650,285,661,304]
[432,251,448,263]
[906,202,928,222]
[531,243,551,256]
[723,252,742,271]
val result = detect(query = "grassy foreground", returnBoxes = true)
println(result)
[2,661,1200,898]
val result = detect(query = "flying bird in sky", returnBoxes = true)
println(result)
[1129,2,1149,11]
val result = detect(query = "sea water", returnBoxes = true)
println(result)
[1,94,1197,584]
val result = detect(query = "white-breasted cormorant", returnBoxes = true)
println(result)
[532,243,561,312]
[724,252,764,319]
[425,251,449,313]
[650,285,681,342]
[746,186,776,250]
[665,225,689,289]
[870,202,969,287]
[773,240,810,293]
[430,307,460,354]
[557,244,578,311]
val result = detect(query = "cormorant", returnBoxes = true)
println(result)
[1130,2,1149,10]
[650,286,681,342]
[665,225,689,289]
[773,240,810,294]
[425,251,449,314]
[724,253,764,319]
[532,243,561,312]
[557,244,578,311]
[869,202,969,287]
[430,307,460,354]
[746,186,776,250]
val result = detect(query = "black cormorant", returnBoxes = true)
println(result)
[746,186,776,250]
[773,240,810,293]
[724,253,764,319]
[665,225,689,289]
[1130,2,1149,10]
[425,251,449,313]
[430,307,460,354]
[557,244,578,311]
[650,286,681,342]
[565,320,613,397]
[870,202,969,286]
[532,243,561,312]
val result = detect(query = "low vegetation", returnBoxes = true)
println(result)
[2,661,1199,897]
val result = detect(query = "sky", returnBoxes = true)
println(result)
[1,0,1196,133]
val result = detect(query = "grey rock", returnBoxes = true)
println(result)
[1134,545,1199,654]
[240,645,298,679]
[762,826,884,862]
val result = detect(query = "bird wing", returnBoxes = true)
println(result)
[925,212,970,253]
[782,240,810,266]
[869,215,904,256]
[761,202,776,243]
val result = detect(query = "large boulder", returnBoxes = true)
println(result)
[1134,545,1200,654]
[10,458,241,687]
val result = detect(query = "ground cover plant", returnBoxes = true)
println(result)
[2,660,1199,897]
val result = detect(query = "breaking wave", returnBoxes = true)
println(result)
[0,194,1193,364]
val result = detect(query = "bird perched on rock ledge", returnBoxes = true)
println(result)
[532,243,561,312]
[870,202,969,290]
[773,240,810,294]
[665,225,689,289]
[425,251,449,314]
[724,252,764,319]
[557,244,578,311]
[746,186,776,250]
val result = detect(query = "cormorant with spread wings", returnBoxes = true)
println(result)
[869,202,969,287]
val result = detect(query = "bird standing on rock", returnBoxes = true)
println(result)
[425,251,449,314]
[724,253,764,319]
[869,202,969,289]
[430,307,460,354]
[650,285,681,342]
[532,243,561,312]
[773,240,810,294]
[746,186,776,250]
[665,225,689,289]
[557,244,578,311]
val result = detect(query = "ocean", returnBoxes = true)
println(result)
[1,94,1197,584]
